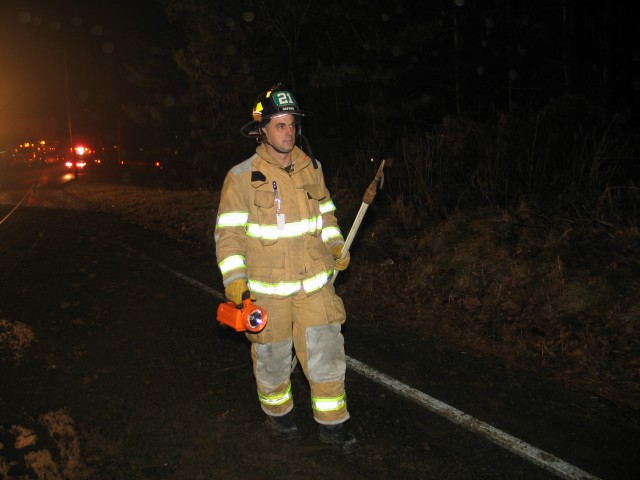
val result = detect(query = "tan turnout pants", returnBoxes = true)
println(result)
[246,283,349,425]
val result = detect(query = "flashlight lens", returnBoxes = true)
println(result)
[248,311,264,329]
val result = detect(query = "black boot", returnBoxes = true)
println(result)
[266,413,299,441]
[318,422,359,454]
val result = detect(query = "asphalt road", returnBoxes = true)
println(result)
[1,166,639,479]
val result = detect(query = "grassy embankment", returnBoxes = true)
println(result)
[63,101,640,409]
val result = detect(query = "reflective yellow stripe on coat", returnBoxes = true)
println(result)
[246,216,323,240]
[249,270,333,297]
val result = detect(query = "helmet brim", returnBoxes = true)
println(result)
[240,120,260,138]
[240,111,308,138]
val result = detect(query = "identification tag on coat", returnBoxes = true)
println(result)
[276,213,286,230]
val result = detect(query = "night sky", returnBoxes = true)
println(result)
[1,1,638,154]
[0,0,173,147]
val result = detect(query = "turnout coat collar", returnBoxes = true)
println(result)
[254,144,312,173]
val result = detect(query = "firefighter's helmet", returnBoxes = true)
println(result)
[240,83,305,138]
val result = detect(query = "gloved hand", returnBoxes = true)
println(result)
[331,244,350,272]
[225,278,250,306]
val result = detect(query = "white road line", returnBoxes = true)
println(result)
[0,184,35,226]
[346,357,599,480]
[140,252,600,480]
[133,249,226,301]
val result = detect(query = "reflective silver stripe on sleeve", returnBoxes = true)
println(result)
[319,199,336,214]
[219,254,246,275]
[321,226,341,243]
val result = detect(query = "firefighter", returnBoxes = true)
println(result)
[214,83,358,453]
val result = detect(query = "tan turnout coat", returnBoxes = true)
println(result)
[215,145,345,296]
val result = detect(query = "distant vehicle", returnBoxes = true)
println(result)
[65,158,87,169]
[10,140,63,168]
[118,148,164,171]
[65,145,100,170]
[119,158,163,170]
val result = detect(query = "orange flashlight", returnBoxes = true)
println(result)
[216,298,268,333]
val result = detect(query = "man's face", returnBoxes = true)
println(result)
[261,114,297,154]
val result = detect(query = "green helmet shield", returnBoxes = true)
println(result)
[240,83,306,138]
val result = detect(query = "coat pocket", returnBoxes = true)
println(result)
[254,189,275,209]
[300,183,325,236]
[252,189,278,246]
